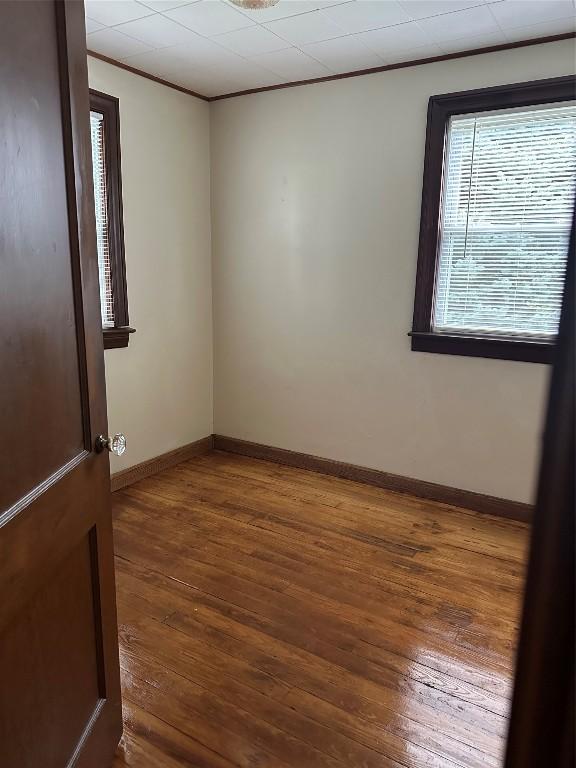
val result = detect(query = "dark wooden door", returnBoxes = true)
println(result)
[0,2,122,767]
[504,221,575,767]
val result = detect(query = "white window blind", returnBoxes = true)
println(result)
[434,104,576,339]
[90,110,115,328]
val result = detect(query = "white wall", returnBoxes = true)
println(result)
[211,40,575,504]
[88,57,213,473]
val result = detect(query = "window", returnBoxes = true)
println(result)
[89,89,134,349]
[411,76,576,363]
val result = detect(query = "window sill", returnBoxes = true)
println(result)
[409,331,554,364]
[103,326,135,350]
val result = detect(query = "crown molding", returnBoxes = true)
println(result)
[87,50,210,101]
[89,33,575,103]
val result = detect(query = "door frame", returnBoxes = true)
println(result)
[505,220,575,767]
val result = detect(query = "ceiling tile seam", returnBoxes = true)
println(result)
[484,1,576,43]
[232,0,353,26]
[89,0,507,33]
[88,31,576,102]
[86,0,524,69]
[92,10,489,72]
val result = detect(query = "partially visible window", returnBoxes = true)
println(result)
[89,89,134,350]
[412,76,576,364]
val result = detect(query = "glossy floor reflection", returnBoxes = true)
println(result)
[111,451,529,768]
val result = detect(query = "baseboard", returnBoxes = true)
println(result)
[110,436,213,492]
[213,435,533,524]
[110,432,533,523]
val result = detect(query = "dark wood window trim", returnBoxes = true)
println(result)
[411,75,576,364]
[89,88,134,350]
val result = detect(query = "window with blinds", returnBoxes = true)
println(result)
[90,110,115,328]
[433,104,576,339]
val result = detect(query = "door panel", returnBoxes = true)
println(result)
[0,0,85,513]
[0,2,122,766]
[0,535,101,768]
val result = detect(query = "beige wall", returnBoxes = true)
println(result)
[88,57,213,473]
[211,40,575,504]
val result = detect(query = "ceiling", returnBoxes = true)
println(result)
[85,0,576,98]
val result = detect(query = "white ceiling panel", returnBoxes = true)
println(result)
[264,9,346,45]
[166,65,243,94]
[357,19,433,55]
[438,28,507,52]
[214,23,290,55]
[489,0,575,30]
[217,55,289,87]
[303,33,385,69]
[397,0,486,20]
[165,1,254,35]
[138,0,196,10]
[503,15,576,41]
[321,1,410,34]
[115,12,203,46]
[120,45,201,75]
[251,45,333,77]
[385,41,444,61]
[88,26,154,59]
[234,1,349,23]
[85,0,576,98]
[85,16,105,33]
[417,4,501,42]
[85,0,153,26]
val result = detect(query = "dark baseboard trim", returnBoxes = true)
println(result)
[110,436,213,492]
[213,435,533,524]
[109,432,533,523]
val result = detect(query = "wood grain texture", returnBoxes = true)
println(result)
[110,436,213,491]
[505,218,575,768]
[213,435,533,523]
[112,450,529,768]
[0,2,121,765]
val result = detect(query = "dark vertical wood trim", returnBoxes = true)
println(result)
[60,0,110,444]
[412,93,447,335]
[89,88,132,349]
[59,2,124,762]
[55,0,92,449]
[505,219,575,767]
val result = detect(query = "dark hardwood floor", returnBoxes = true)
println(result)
[111,450,529,768]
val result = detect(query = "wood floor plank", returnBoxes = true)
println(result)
[117,482,522,646]
[112,451,528,767]
[115,577,498,768]
[113,700,237,768]
[118,606,415,768]
[181,454,528,560]
[125,470,525,606]
[117,486,522,639]
[113,498,518,690]
[150,575,502,752]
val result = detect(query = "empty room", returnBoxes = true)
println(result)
[0,1,574,767]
